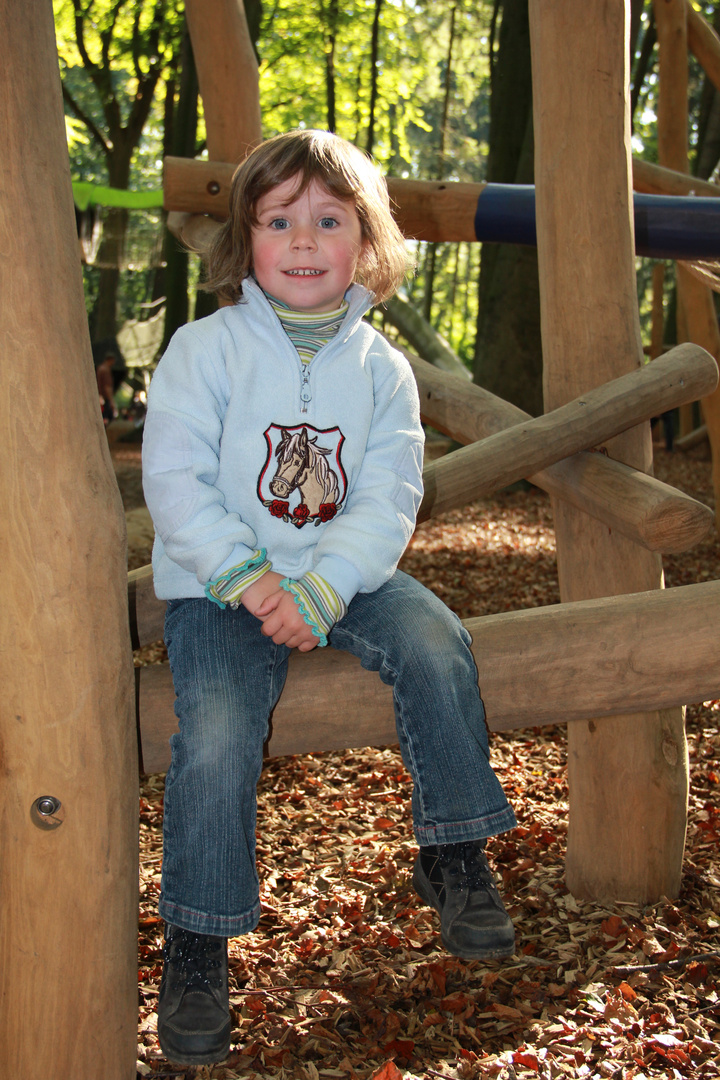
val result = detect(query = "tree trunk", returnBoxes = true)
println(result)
[324,0,339,132]
[529,0,688,905]
[0,2,138,1075]
[422,2,458,324]
[365,0,384,155]
[474,0,542,416]
[161,28,200,352]
[90,153,133,340]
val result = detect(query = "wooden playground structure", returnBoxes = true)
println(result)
[2,1,720,1077]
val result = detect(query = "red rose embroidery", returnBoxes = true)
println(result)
[293,504,310,521]
[318,502,337,522]
[270,500,289,517]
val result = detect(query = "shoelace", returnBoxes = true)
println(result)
[438,842,494,893]
[164,929,223,990]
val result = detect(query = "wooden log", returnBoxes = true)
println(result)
[686,0,720,96]
[184,0,262,164]
[675,423,709,450]
[654,0,720,527]
[383,178,488,242]
[651,264,666,361]
[0,2,137,1076]
[529,0,688,905]
[632,156,720,196]
[135,579,720,774]
[410,338,710,552]
[676,267,720,527]
[656,0,690,175]
[419,343,718,521]
[408,348,714,553]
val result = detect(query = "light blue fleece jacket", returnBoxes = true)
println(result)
[142,280,424,606]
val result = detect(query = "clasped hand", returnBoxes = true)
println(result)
[240,571,319,652]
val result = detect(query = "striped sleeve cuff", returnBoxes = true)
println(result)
[204,549,272,609]
[280,571,348,647]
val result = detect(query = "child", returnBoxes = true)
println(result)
[142,129,517,1066]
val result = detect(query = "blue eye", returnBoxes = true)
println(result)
[270,218,289,230]
[319,217,338,228]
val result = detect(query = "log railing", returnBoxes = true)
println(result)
[407,350,714,554]
[418,343,717,522]
[131,563,720,774]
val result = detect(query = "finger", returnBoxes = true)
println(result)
[297,637,319,652]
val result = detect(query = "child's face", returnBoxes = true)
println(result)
[251,176,365,312]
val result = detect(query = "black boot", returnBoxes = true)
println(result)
[157,923,231,1065]
[413,840,515,959]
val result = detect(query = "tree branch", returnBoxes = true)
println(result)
[61,81,110,156]
[611,951,720,976]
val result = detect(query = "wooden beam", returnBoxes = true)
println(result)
[184,0,261,164]
[419,343,718,521]
[0,1,137,1075]
[135,580,720,775]
[632,156,720,196]
[530,0,688,905]
[686,0,720,96]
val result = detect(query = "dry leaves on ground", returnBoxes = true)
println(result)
[122,439,720,1080]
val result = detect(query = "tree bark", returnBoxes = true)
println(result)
[161,27,200,353]
[474,0,542,416]
[0,1,138,1075]
[365,0,384,155]
[529,0,688,905]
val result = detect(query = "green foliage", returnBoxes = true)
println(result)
[258,0,493,182]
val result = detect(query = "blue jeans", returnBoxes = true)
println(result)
[161,570,516,936]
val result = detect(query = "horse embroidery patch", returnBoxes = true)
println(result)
[258,424,347,528]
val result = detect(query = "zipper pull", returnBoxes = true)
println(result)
[300,368,312,414]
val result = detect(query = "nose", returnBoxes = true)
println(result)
[291,224,317,251]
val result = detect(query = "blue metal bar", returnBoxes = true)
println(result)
[473,184,720,260]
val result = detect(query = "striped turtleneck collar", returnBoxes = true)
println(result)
[264,291,350,364]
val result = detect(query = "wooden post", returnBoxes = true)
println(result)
[0,2,138,1077]
[686,0,720,94]
[655,0,720,525]
[184,0,262,164]
[651,263,666,361]
[655,0,694,439]
[529,0,688,904]
[674,268,720,526]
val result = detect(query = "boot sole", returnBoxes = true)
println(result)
[159,1024,231,1066]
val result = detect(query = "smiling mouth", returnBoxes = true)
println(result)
[285,269,324,276]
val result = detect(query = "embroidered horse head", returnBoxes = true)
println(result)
[269,427,340,520]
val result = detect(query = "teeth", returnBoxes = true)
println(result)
[286,269,322,276]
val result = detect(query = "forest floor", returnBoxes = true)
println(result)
[112,427,720,1080]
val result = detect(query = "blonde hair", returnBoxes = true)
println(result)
[203,130,410,305]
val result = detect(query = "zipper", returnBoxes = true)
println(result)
[299,361,312,413]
